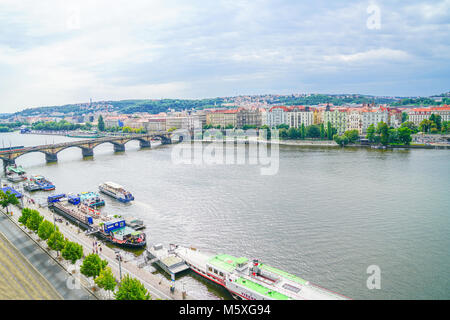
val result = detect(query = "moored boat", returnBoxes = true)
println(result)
[5,164,27,182]
[174,246,350,300]
[79,191,105,207]
[29,175,55,191]
[99,182,134,203]
[48,197,146,249]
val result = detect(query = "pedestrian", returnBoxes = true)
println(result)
[100,247,102,253]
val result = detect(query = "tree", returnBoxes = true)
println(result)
[343,130,360,144]
[306,125,321,138]
[333,134,349,146]
[0,190,19,215]
[300,123,306,139]
[419,119,433,133]
[398,127,412,145]
[38,220,56,241]
[47,230,66,255]
[276,124,289,130]
[81,254,108,278]
[376,122,389,146]
[61,241,83,264]
[114,275,151,300]
[18,208,32,225]
[97,115,105,131]
[320,123,325,140]
[401,112,409,123]
[95,267,117,299]
[167,127,177,133]
[26,209,43,232]
[287,127,299,139]
[366,124,376,143]
[326,122,333,140]
[279,128,288,139]
[400,121,418,133]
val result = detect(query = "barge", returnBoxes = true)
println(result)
[28,175,55,191]
[174,246,350,300]
[99,182,134,203]
[48,197,146,249]
[76,191,105,207]
[5,165,27,182]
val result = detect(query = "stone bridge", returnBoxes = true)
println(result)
[0,131,177,171]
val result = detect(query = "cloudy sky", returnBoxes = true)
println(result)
[0,0,449,112]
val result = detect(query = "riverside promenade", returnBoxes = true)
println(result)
[7,195,194,300]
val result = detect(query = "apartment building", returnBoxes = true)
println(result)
[236,108,262,128]
[267,106,289,128]
[286,106,313,128]
[407,106,450,125]
[206,109,239,128]
[323,109,348,134]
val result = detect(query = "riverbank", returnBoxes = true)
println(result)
[5,193,193,300]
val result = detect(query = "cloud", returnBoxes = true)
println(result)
[0,0,449,112]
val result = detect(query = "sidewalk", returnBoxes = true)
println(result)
[10,196,193,300]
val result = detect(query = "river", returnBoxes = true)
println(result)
[1,131,449,300]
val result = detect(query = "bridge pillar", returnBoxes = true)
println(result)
[139,140,151,148]
[113,143,125,152]
[82,148,94,158]
[2,158,15,174]
[45,153,58,163]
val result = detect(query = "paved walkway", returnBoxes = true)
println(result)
[11,197,192,300]
[0,212,95,299]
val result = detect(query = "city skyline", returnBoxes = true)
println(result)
[1,0,449,113]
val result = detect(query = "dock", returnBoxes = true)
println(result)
[147,244,190,280]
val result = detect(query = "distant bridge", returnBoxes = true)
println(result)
[0,131,179,171]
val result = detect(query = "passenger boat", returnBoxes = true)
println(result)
[47,197,146,249]
[99,182,134,203]
[28,175,55,191]
[174,246,350,300]
[79,191,105,207]
[5,165,27,182]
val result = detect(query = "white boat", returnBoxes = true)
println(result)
[5,165,27,182]
[99,182,134,203]
[174,246,350,300]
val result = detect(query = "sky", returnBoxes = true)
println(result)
[0,0,449,113]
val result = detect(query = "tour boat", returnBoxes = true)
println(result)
[29,175,55,191]
[174,246,350,300]
[48,197,146,249]
[79,191,105,207]
[5,165,27,182]
[99,182,134,203]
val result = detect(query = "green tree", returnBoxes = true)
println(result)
[114,275,151,300]
[47,230,66,255]
[81,254,108,278]
[398,127,412,145]
[38,220,56,241]
[18,207,32,225]
[326,122,333,140]
[376,122,389,146]
[400,121,418,133]
[306,125,321,138]
[320,123,325,139]
[287,127,299,139]
[366,124,376,143]
[343,130,360,144]
[333,134,349,146]
[0,190,19,215]
[279,128,288,139]
[419,119,433,133]
[300,123,306,140]
[401,112,409,123]
[95,267,117,299]
[97,115,105,131]
[61,241,83,264]
[276,124,289,130]
[26,209,43,232]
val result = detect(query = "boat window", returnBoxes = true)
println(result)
[208,267,212,272]
[213,269,218,274]
[219,272,224,277]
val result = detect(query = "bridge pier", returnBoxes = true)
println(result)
[139,140,151,148]
[45,153,58,163]
[81,148,94,158]
[113,143,125,152]
[2,159,15,174]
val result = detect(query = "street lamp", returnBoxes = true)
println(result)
[115,251,122,283]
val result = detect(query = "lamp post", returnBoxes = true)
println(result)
[115,251,122,283]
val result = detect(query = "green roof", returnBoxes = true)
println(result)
[208,254,248,272]
[235,277,290,300]
[259,264,307,285]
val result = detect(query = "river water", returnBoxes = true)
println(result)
[1,131,449,300]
